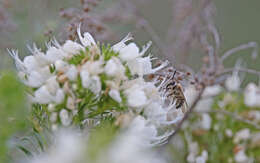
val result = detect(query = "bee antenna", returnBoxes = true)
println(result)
[172,70,177,79]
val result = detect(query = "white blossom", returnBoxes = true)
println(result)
[59,109,71,126]
[66,65,78,81]
[244,83,260,107]
[234,149,249,163]
[234,128,251,144]
[225,129,233,137]
[48,103,56,112]
[126,88,148,108]
[109,89,122,103]
[82,59,104,75]
[203,85,222,97]
[104,57,126,79]
[112,33,133,52]
[23,55,41,70]
[80,70,91,89]
[29,130,84,163]
[50,112,58,123]
[128,56,168,76]
[118,43,141,61]
[88,76,102,95]
[200,113,212,130]
[45,46,65,63]
[55,60,68,72]
[62,40,84,56]
[77,26,96,47]
[225,74,240,91]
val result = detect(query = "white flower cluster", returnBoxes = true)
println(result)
[28,121,167,163]
[104,116,168,163]
[10,26,183,144]
[244,82,260,107]
[186,141,208,163]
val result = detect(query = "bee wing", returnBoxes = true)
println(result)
[177,85,188,113]
[181,101,188,113]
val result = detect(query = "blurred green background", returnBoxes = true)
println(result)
[0,0,260,83]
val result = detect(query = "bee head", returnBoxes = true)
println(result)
[166,81,176,90]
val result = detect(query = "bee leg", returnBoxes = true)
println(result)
[171,97,176,105]
[166,92,174,98]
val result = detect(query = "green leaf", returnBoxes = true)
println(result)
[67,49,88,65]
[0,72,28,161]
[87,120,118,161]
[101,44,119,61]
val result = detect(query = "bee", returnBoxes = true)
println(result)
[165,70,188,113]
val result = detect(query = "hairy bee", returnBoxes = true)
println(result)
[165,71,188,112]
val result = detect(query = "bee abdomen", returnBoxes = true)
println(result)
[176,100,184,109]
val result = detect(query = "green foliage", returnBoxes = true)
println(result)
[101,44,119,61]
[188,92,260,162]
[124,65,132,79]
[30,104,50,133]
[0,72,28,162]
[87,119,118,161]
[68,49,89,65]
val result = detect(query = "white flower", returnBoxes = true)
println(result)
[82,59,104,75]
[22,65,52,88]
[62,40,84,56]
[104,57,126,79]
[66,65,78,81]
[195,98,213,112]
[112,33,133,52]
[80,71,101,94]
[251,132,260,148]
[143,82,161,100]
[33,86,55,104]
[50,112,58,123]
[144,102,167,123]
[195,150,208,163]
[54,89,65,104]
[88,76,102,95]
[23,55,41,70]
[126,88,147,108]
[127,57,150,75]
[55,60,68,72]
[66,96,75,110]
[244,83,260,107]
[33,81,64,104]
[45,76,60,94]
[29,130,84,163]
[118,43,141,61]
[225,74,240,91]
[105,58,118,76]
[80,70,91,89]
[128,56,168,76]
[234,149,249,163]
[48,103,56,112]
[200,113,212,130]
[45,46,65,63]
[59,109,71,126]
[203,85,222,97]
[234,128,251,144]
[187,142,199,163]
[225,129,233,137]
[123,79,150,108]
[26,71,46,87]
[109,89,122,103]
[195,156,206,163]
[77,26,96,47]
